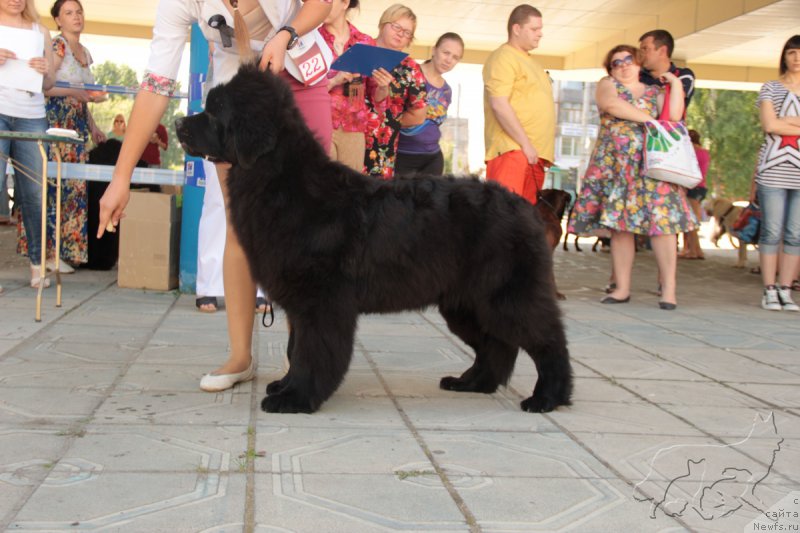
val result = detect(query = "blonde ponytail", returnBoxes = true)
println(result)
[230,0,255,63]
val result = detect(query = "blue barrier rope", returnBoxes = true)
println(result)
[54,81,188,99]
[45,162,184,186]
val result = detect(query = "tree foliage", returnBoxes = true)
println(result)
[89,61,186,170]
[686,88,763,200]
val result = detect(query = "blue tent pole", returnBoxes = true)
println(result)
[179,24,209,293]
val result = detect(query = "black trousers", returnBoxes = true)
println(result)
[395,150,445,177]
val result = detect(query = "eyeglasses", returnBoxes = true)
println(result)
[610,55,635,69]
[387,21,413,39]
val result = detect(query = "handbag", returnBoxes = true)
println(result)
[732,203,761,244]
[643,120,703,188]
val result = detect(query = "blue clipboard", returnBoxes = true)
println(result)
[330,43,408,76]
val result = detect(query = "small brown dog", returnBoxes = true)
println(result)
[703,197,750,268]
[535,189,572,299]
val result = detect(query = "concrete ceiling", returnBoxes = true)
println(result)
[39,0,800,82]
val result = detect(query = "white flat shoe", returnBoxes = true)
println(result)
[46,259,75,274]
[199,359,255,392]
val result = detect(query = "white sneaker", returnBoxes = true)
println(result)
[777,287,799,312]
[762,287,782,311]
[46,258,75,274]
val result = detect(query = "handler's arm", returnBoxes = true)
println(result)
[259,0,332,73]
[489,95,537,164]
[97,90,169,237]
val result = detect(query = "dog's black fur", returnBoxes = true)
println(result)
[175,64,572,414]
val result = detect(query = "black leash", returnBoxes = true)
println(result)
[720,204,736,220]
[260,302,275,328]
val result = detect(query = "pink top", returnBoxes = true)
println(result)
[319,23,375,133]
[694,145,710,188]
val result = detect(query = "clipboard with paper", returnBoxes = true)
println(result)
[0,25,44,93]
[330,43,408,76]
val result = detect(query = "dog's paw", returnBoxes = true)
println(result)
[520,395,566,413]
[439,375,498,394]
[440,376,466,391]
[266,376,288,395]
[260,392,317,414]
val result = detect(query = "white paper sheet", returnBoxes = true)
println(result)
[0,26,44,93]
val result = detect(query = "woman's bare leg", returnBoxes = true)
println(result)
[680,198,704,258]
[607,231,634,300]
[210,163,255,375]
[652,234,678,305]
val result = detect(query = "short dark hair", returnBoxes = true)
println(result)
[640,29,675,58]
[507,4,542,37]
[603,44,641,75]
[347,0,359,9]
[688,129,701,145]
[779,34,800,75]
[51,0,83,20]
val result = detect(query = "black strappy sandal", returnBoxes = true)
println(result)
[196,296,218,313]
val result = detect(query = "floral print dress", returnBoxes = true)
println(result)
[364,56,427,178]
[568,78,695,236]
[18,35,92,264]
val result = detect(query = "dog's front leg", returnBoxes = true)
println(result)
[261,310,357,414]
[735,241,748,268]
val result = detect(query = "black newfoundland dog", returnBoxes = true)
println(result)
[175,64,572,414]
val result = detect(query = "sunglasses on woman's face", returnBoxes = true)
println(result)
[611,55,635,69]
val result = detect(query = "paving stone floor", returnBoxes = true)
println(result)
[0,224,798,532]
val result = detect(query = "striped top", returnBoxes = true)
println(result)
[756,80,800,189]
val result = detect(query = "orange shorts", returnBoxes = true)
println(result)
[485,150,549,205]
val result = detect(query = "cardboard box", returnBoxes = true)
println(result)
[118,191,181,290]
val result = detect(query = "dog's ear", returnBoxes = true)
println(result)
[233,125,276,170]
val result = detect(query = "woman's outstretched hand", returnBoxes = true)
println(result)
[97,178,130,238]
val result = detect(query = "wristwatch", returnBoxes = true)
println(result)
[279,26,299,50]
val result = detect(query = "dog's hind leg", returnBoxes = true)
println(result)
[261,310,357,414]
[438,305,518,393]
[518,322,573,413]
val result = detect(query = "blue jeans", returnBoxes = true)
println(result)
[0,113,47,265]
[758,183,800,256]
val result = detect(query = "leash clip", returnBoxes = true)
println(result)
[208,14,234,48]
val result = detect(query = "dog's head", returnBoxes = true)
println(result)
[175,64,295,169]
[537,189,572,220]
